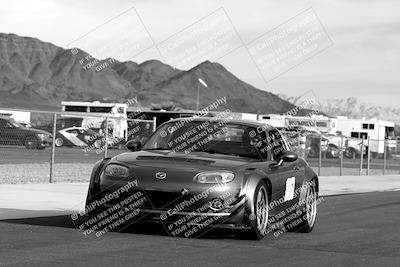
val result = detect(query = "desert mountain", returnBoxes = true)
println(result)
[280,94,400,126]
[0,33,305,115]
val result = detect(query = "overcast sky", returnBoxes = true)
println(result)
[1,0,399,107]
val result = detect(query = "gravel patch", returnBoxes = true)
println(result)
[0,163,92,184]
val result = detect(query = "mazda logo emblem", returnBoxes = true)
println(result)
[155,172,167,179]
[181,188,190,195]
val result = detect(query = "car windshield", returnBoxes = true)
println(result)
[9,120,21,128]
[141,121,262,159]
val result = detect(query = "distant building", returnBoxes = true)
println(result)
[332,116,396,155]
[61,101,128,140]
[0,109,31,123]
[258,113,396,155]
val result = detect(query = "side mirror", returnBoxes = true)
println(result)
[274,151,298,167]
[126,140,141,151]
[282,151,298,162]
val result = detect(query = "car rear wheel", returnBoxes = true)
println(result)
[308,145,319,158]
[24,136,38,149]
[55,137,64,147]
[345,147,355,158]
[237,181,269,240]
[290,179,317,233]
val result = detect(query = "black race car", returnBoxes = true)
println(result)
[83,118,319,240]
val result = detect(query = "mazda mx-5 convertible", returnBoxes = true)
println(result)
[85,117,319,239]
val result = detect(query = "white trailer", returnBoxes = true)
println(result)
[257,114,286,128]
[231,112,258,121]
[0,110,31,124]
[332,117,396,155]
[257,114,333,131]
[61,101,128,140]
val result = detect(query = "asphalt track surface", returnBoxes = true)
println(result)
[0,146,121,164]
[0,191,399,266]
[1,146,400,171]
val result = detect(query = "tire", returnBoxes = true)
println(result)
[236,181,269,240]
[24,136,39,149]
[55,137,64,147]
[345,147,355,159]
[326,144,339,158]
[363,147,368,158]
[290,179,318,233]
[84,190,107,221]
[308,145,319,158]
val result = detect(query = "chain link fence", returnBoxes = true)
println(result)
[1,108,400,184]
[282,129,399,176]
[0,108,156,183]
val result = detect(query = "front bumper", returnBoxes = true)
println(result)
[136,208,251,230]
[91,187,249,230]
[38,140,52,147]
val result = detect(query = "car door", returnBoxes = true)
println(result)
[64,129,87,147]
[0,118,8,144]
[264,128,303,213]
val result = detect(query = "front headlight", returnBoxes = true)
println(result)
[103,164,129,178]
[37,134,46,140]
[193,171,234,184]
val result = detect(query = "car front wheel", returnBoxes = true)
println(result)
[237,181,269,240]
[24,136,39,149]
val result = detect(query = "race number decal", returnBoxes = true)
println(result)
[284,177,296,201]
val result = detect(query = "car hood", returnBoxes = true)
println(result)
[18,127,52,135]
[103,150,259,191]
[114,150,258,171]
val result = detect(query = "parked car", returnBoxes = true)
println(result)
[279,126,338,158]
[321,132,367,159]
[344,139,367,159]
[37,117,84,133]
[18,121,34,128]
[85,118,319,240]
[0,117,52,149]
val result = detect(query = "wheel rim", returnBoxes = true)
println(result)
[345,149,353,158]
[309,147,317,158]
[55,138,63,147]
[25,137,36,149]
[305,184,317,227]
[256,186,268,233]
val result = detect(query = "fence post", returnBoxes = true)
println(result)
[152,117,157,132]
[359,136,365,176]
[49,113,57,183]
[318,136,322,176]
[297,134,300,156]
[367,137,370,176]
[383,139,387,175]
[104,117,108,158]
[340,136,343,176]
